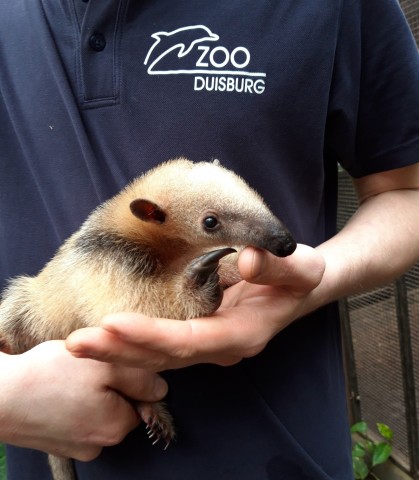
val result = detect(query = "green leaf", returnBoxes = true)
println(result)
[364,440,375,455]
[377,423,394,441]
[352,442,366,459]
[372,442,392,467]
[0,443,6,480]
[351,421,368,434]
[353,456,369,479]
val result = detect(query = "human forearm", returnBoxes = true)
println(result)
[308,185,419,314]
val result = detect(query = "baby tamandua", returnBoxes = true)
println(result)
[0,158,296,480]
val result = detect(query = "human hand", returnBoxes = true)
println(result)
[66,244,325,370]
[0,340,168,460]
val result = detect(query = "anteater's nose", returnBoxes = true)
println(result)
[275,236,297,257]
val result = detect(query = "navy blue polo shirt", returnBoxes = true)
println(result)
[1,1,419,479]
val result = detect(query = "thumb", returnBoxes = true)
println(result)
[105,365,168,403]
[238,244,325,292]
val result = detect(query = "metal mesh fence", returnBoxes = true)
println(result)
[338,167,419,477]
[407,267,419,474]
[347,286,411,468]
[401,0,419,47]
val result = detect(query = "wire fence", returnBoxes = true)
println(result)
[338,167,419,479]
[401,0,419,47]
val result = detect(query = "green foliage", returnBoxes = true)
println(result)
[351,422,393,480]
[0,443,6,480]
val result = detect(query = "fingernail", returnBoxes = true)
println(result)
[249,247,266,277]
[69,349,98,359]
[153,377,168,399]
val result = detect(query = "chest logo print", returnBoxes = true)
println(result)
[144,25,266,94]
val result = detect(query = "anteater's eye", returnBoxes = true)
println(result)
[203,216,219,230]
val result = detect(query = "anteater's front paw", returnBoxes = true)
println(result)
[184,247,237,314]
[137,401,175,450]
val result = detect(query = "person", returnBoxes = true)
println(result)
[1,1,418,479]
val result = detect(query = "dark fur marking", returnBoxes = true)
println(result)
[75,230,159,277]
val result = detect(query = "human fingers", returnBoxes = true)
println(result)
[1,341,146,460]
[238,244,325,292]
[27,340,167,402]
[67,326,175,370]
[105,361,169,399]
[66,318,244,370]
[59,392,140,461]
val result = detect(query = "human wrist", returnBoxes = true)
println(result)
[0,352,28,443]
[294,242,351,319]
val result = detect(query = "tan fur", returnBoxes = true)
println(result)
[0,158,295,480]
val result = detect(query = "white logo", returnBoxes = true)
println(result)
[144,25,266,94]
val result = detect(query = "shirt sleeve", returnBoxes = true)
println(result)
[326,0,419,178]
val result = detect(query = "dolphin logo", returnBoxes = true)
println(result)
[144,25,219,74]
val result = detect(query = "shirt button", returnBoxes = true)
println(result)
[89,32,106,52]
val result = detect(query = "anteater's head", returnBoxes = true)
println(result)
[108,159,296,262]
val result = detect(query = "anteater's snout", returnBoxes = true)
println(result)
[255,221,297,258]
[274,234,297,257]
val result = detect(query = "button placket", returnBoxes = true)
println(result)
[77,0,127,107]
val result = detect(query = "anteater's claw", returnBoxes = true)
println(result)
[140,403,176,449]
[146,421,174,448]
[186,247,237,287]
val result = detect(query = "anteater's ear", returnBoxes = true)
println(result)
[130,199,166,223]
